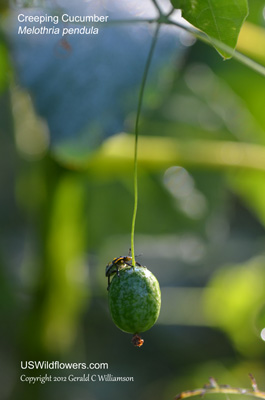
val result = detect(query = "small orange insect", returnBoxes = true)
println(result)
[132,334,144,347]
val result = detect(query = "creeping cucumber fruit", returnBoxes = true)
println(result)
[107,265,161,346]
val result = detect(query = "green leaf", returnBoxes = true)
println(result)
[0,39,9,92]
[204,256,265,356]
[228,171,265,227]
[171,0,249,58]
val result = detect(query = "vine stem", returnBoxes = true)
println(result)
[175,375,265,400]
[130,23,161,267]
[166,18,265,77]
[63,18,265,77]
[151,0,163,15]
[102,18,265,77]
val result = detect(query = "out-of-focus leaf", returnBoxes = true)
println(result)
[0,258,13,314]
[216,61,265,133]
[204,256,265,357]
[0,0,9,14]
[237,22,265,64]
[0,38,9,92]
[244,0,265,24]
[41,175,89,352]
[171,0,248,58]
[11,85,50,160]
[228,171,265,227]
[54,132,265,175]
[168,63,265,144]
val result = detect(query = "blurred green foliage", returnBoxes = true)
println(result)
[0,2,265,400]
[170,0,249,58]
[204,256,265,357]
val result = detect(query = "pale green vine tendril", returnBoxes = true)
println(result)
[166,18,265,77]
[175,374,265,400]
[67,16,265,76]
[130,23,161,267]
[100,17,265,77]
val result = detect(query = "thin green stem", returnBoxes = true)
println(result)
[107,18,265,77]
[151,0,163,15]
[108,17,265,77]
[130,23,161,267]
[166,18,265,77]
[61,12,265,76]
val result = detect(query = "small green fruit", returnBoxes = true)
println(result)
[108,266,161,335]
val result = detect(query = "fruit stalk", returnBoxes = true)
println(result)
[130,23,161,267]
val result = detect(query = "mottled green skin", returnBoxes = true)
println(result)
[108,266,161,334]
